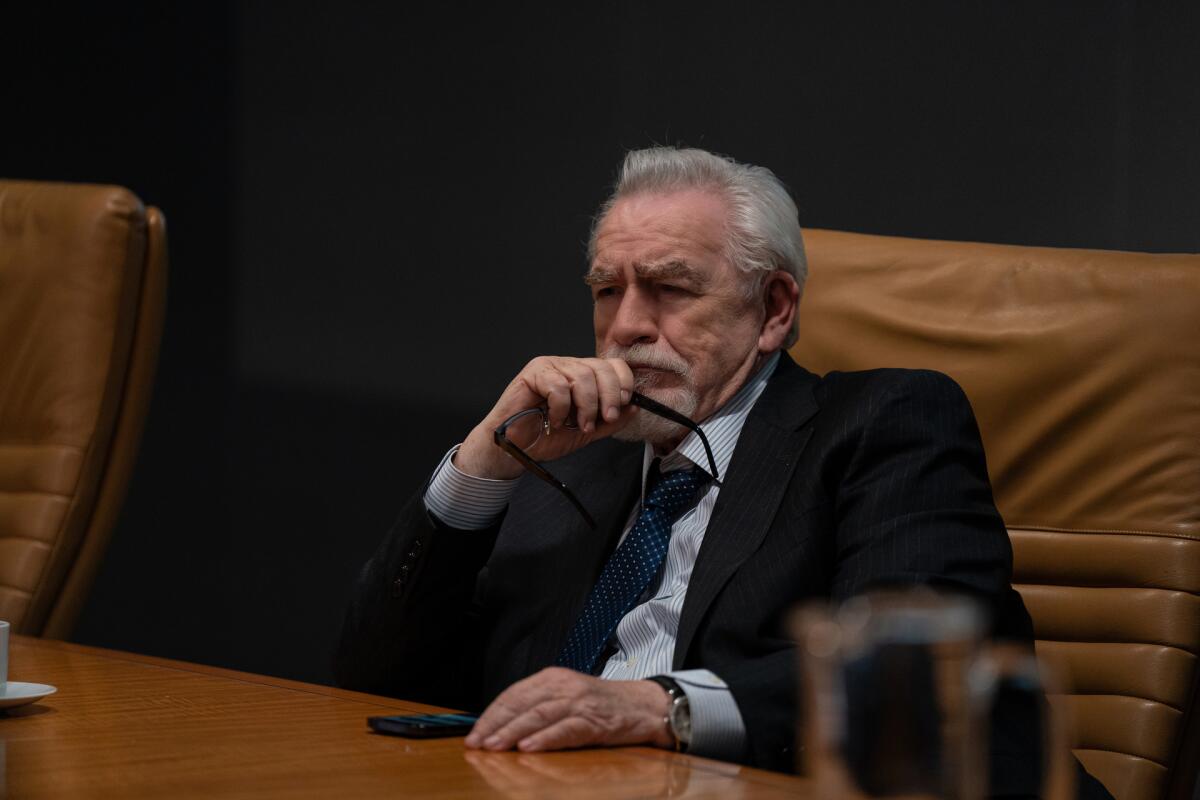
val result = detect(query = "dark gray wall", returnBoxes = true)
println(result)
[3,1,1197,684]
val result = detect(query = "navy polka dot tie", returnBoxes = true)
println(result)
[554,462,711,674]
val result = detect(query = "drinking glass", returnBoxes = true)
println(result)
[793,590,1072,800]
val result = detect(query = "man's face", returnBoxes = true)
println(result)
[587,189,766,443]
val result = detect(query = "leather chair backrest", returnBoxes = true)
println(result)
[0,181,167,638]
[789,229,1200,800]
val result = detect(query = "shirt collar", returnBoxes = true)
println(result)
[640,351,781,492]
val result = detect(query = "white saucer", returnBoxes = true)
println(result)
[0,682,57,709]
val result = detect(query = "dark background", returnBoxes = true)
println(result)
[3,1,1197,685]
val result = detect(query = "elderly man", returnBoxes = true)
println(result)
[334,147,1089,794]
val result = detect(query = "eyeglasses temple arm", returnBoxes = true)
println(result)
[493,430,598,529]
[629,393,720,484]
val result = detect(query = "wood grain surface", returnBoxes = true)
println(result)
[0,636,811,798]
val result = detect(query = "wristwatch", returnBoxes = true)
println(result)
[646,675,691,752]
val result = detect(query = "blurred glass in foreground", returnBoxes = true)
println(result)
[794,590,1073,800]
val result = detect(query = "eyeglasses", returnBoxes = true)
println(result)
[493,392,719,529]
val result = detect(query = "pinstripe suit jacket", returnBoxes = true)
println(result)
[334,354,1038,783]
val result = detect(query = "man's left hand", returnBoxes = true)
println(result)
[464,667,674,753]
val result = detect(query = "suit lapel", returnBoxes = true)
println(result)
[674,355,820,667]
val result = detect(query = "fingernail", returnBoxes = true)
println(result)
[518,738,539,752]
[464,734,479,747]
[621,390,631,403]
[605,405,617,421]
[484,735,502,749]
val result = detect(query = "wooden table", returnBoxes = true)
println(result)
[1,636,812,798]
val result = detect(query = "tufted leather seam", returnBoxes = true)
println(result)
[1035,638,1197,656]
[0,442,86,450]
[1074,748,1170,770]
[0,489,75,499]
[1014,581,1200,596]
[0,535,54,546]
[1049,691,1185,714]
[1008,526,1200,542]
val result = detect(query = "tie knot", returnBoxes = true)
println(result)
[644,464,711,513]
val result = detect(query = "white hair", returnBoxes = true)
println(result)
[588,146,807,348]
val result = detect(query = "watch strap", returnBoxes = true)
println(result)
[646,675,689,752]
[646,675,684,698]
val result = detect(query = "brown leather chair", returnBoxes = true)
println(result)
[0,181,167,638]
[789,229,1200,800]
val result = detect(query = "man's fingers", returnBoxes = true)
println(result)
[465,695,524,748]
[466,669,570,748]
[606,358,635,405]
[556,360,601,433]
[465,673,669,756]
[517,716,595,752]
[587,359,625,424]
[560,358,633,432]
[512,356,636,437]
[479,355,639,473]
[532,369,573,430]
[528,360,600,433]
[480,698,571,750]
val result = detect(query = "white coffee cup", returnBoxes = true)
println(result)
[0,619,8,693]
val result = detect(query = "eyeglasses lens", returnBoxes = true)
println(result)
[504,409,549,454]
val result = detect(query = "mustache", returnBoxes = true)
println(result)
[601,344,690,383]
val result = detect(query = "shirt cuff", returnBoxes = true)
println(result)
[667,668,748,762]
[423,445,520,530]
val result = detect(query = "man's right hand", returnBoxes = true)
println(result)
[455,356,637,480]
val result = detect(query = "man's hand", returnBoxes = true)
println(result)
[456,357,638,480]
[464,667,674,753]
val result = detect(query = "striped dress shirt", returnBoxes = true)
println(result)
[424,352,781,760]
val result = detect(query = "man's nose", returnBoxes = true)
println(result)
[608,288,658,346]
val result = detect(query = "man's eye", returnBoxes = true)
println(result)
[594,286,619,299]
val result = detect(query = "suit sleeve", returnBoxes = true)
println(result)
[723,370,1028,774]
[331,488,503,711]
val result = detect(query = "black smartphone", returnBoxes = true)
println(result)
[367,712,480,738]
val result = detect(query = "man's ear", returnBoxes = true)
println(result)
[757,270,800,353]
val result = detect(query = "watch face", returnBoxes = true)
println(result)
[669,697,692,743]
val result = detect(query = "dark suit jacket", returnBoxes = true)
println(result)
[335,354,1099,797]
